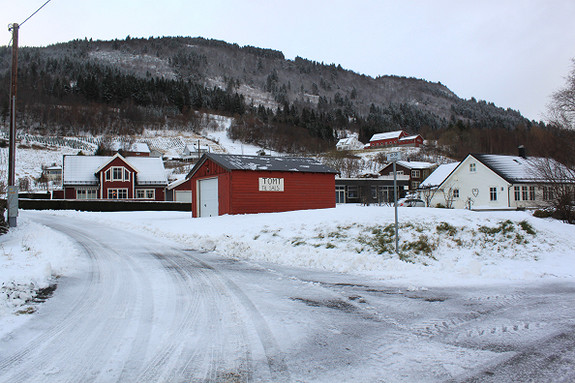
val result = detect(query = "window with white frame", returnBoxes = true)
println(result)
[514,186,521,200]
[77,188,97,199]
[411,170,420,178]
[453,188,460,199]
[490,187,497,201]
[108,188,128,199]
[136,189,155,199]
[543,186,554,201]
[529,186,535,201]
[469,163,477,172]
[105,166,130,182]
[522,186,528,200]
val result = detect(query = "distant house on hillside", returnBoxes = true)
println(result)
[182,142,209,160]
[368,130,423,149]
[336,134,364,151]
[424,150,572,209]
[62,153,168,200]
[379,160,437,191]
[111,142,151,157]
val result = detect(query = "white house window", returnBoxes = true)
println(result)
[77,188,97,199]
[136,189,155,199]
[396,170,404,175]
[529,186,535,201]
[453,189,460,199]
[469,163,477,172]
[411,170,420,178]
[108,188,128,199]
[490,187,497,201]
[543,186,554,201]
[514,186,521,201]
[522,186,528,200]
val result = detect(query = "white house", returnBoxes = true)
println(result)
[182,142,209,160]
[336,134,364,151]
[425,152,570,210]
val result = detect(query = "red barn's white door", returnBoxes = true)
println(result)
[198,178,218,217]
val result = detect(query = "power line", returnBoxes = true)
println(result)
[20,0,53,27]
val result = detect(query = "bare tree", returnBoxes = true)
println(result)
[441,186,456,209]
[547,58,575,131]
[534,158,575,223]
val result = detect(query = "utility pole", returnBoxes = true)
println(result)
[7,23,19,227]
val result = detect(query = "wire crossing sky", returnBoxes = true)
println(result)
[3,0,575,121]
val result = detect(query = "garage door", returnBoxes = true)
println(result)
[174,190,192,203]
[198,178,218,217]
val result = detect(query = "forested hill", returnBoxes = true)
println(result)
[0,36,571,162]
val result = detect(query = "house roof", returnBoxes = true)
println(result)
[187,153,338,178]
[110,142,150,153]
[420,163,459,188]
[63,155,167,185]
[369,130,404,142]
[399,135,422,141]
[380,160,435,173]
[471,153,564,183]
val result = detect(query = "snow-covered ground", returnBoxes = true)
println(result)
[2,205,574,338]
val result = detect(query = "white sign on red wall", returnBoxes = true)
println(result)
[259,177,284,192]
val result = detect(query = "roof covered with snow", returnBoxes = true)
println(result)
[369,130,404,142]
[399,135,422,141]
[472,154,566,183]
[190,153,338,175]
[63,155,167,185]
[420,162,459,188]
[110,142,150,153]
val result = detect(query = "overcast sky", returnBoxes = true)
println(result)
[3,0,575,121]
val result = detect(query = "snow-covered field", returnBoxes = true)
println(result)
[2,205,574,337]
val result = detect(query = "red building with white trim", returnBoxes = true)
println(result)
[62,154,167,200]
[368,130,423,148]
[184,153,337,217]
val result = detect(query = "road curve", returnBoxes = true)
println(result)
[0,213,290,382]
[1,211,575,382]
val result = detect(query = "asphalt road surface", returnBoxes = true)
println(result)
[0,212,573,382]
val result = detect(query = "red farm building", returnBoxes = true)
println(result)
[184,153,338,217]
[62,153,168,200]
[368,130,423,148]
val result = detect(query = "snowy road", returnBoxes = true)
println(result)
[1,212,574,382]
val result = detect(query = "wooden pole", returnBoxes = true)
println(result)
[8,23,19,227]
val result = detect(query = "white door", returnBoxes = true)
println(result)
[174,190,192,203]
[199,178,219,217]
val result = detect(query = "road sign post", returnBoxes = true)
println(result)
[387,152,402,254]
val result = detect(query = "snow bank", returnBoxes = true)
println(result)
[49,205,575,287]
[0,217,83,335]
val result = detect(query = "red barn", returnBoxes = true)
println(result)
[368,130,424,148]
[185,153,338,217]
[62,154,167,200]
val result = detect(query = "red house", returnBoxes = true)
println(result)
[185,153,338,217]
[62,154,168,200]
[368,130,423,148]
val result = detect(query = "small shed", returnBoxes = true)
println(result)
[185,153,338,217]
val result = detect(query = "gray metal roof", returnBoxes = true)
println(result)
[198,153,338,174]
[471,153,562,183]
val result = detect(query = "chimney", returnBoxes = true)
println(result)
[518,145,527,159]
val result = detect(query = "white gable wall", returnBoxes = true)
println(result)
[430,155,511,209]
